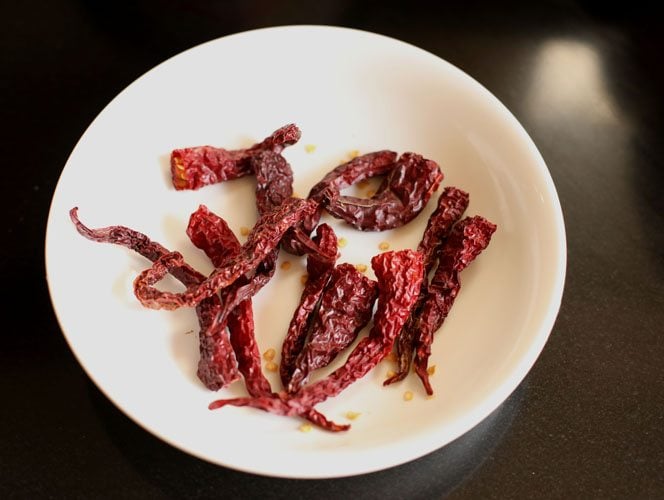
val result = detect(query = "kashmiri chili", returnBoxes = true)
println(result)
[69,207,239,391]
[171,123,301,190]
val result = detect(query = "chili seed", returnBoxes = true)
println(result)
[386,370,396,379]
[239,226,250,236]
[427,365,436,376]
[265,361,278,372]
[355,264,367,273]
[345,411,361,420]
[280,261,292,270]
[263,348,276,361]
[305,144,316,153]
[378,241,390,251]
[337,237,347,248]
[403,391,414,401]
[348,149,360,159]
[300,274,309,285]
[366,189,376,197]
[299,423,313,433]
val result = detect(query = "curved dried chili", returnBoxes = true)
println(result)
[69,207,239,391]
[413,215,497,394]
[323,152,443,231]
[133,198,318,310]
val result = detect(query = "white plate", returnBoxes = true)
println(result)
[45,26,566,478]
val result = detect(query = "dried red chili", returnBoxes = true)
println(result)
[412,216,497,395]
[385,187,470,386]
[279,224,338,388]
[323,153,443,231]
[209,249,424,430]
[287,263,378,393]
[171,123,301,190]
[69,207,239,391]
[305,150,398,231]
[133,198,318,310]
[186,205,272,396]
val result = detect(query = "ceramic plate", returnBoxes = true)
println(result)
[45,26,566,478]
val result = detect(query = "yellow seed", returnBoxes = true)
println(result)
[386,370,396,379]
[345,411,361,420]
[403,391,414,401]
[265,361,278,372]
[378,241,390,251]
[173,157,185,171]
[239,226,250,236]
[426,394,436,400]
[427,365,436,376]
[355,264,367,273]
[356,179,370,189]
[300,274,309,285]
[385,352,397,362]
[348,149,360,159]
[263,348,276,361]
[280,261,292,270]
[366,189,376,197]
[337,237,347,248]
[305,144,316,153]
[292,191,300,199]
[299,423,313,433]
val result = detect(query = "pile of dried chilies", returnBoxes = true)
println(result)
[71,123,496,431]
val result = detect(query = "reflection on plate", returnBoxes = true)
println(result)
[45,26,565,478]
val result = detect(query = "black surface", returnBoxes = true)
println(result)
[2,1,663,498]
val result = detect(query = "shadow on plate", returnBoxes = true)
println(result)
[88,381,524,498]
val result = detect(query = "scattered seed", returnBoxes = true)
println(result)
[299,423,313,433]
[305,144,317,153]
[347,149,360,159]
[427,365,436,376]
[385,352,397,362]
[403,391,414,401]
[263,348,276,361]
[300,274,309,285]
[239,226,250,236]
[386,370,396,379]
[345,411,361,421]
[366,189,376,197]
[426,394,436,400]
[337,237,347,248]
[280,261,292,270]
[357,179,370,189]
[378,241,390,251]
[355,264,367,273]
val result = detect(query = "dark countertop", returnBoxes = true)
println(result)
[2,1,662,498]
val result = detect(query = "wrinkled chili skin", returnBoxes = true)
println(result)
[69,207,240,391]
[186,205,273,396]
[251,150,294,214]
[287,263,378,393]
[385,187,469,385]
[133,198,318,310]
[304,150,398,231]
[417,187,470,274]
[171,123,301,191]
[209,249,424,429]
[279,224,338,388]
[324,153,443,231]
[413,216,497,394]
[295,249,424,407]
